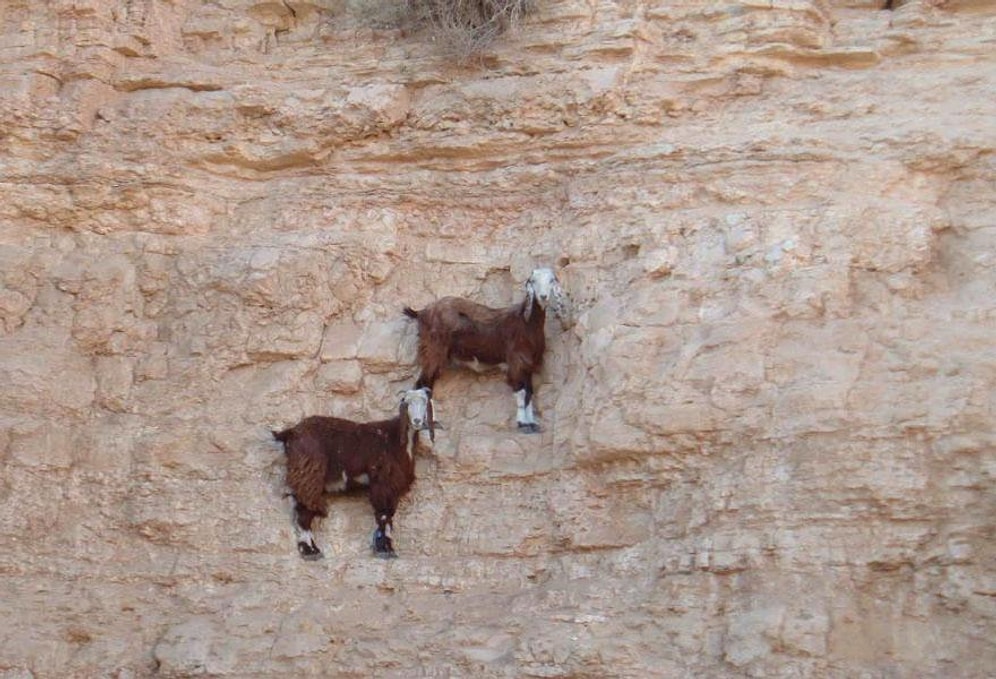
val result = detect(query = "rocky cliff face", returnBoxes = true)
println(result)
[1,0,994,677]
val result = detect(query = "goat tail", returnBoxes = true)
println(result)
[272,428,292,444]
[402,306,419,320]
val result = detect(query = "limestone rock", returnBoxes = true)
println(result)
[0,0,994,677]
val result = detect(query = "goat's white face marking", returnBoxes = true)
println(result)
[401,387,433,457]
[527,268,559,307]
[401,388,431,432]
[527,267,569,323]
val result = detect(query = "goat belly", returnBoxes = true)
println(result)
[349,472,370,487]
[323,469,371,493]
[451,345,505,368]
[453,356,506,373]
[322,439,375,491]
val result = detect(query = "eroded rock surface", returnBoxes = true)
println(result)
[1,0,994,676]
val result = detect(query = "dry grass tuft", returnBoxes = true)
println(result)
[402,0,534,57]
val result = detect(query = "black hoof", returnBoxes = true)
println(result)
[372,529,396,557]
[517,422,541,434]
[298,541,323,560]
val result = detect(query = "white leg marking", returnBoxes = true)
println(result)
[523,400,537,425]
[514,389,538,426]
[297,529,315,546]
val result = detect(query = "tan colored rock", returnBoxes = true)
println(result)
[314,359,364,394]
[319,319,363,361]
[0,0,993,677]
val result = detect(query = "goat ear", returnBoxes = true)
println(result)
[427,397,435,443]
[523,282,535,321]
[552,282,571,325]
[398,399,409,447]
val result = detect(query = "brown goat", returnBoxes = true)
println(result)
[403,267,569,433]
[271,388,433,559]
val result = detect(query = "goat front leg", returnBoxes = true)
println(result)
[369,483,399,559]
[293,501,324,560]
[512,376,540,433]
[372,511,397,559]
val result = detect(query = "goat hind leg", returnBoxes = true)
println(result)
[369,485,399,558]
[414,341,447,391]
[371,510,398,558]
[293,502,324,560]
[413,364,441,391]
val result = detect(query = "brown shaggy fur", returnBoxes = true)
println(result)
[273,395,429,559]
[275,416,412,514]
[403,295,546,393]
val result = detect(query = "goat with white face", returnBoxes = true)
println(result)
[272,387,434,559]
[403,267,569,433]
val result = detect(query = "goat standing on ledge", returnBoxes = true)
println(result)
[403,267,569,433]
[272,387,434,560]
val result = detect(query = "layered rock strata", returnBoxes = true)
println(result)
[0,0,994,676]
